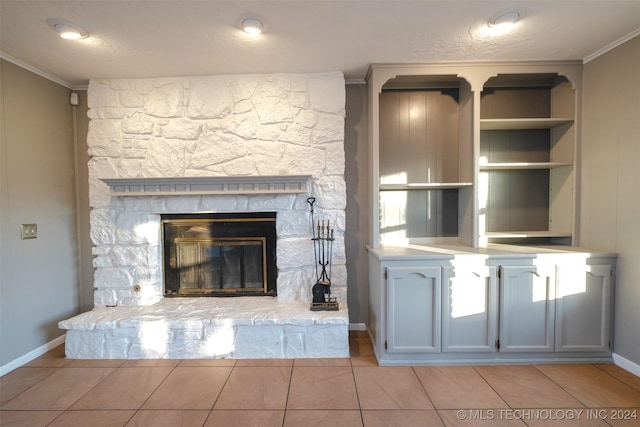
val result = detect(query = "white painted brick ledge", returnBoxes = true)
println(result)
[60,298,349,359]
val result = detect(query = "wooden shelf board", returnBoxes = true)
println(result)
[479,162,572,170]
[483,231,573,239]
[380,182,473,191]
[480,118,573,130]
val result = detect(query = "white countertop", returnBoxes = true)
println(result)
[367,242,617,260]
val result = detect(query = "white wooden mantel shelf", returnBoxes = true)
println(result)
[101,175,312,196]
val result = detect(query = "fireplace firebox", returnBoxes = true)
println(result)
[162,212,277,297]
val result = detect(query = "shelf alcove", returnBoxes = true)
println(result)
[376,74,474,247]
[479,73,576,245]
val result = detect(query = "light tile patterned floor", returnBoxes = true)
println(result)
[1,331,639,426]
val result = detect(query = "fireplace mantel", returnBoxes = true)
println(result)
[101,175,311,196]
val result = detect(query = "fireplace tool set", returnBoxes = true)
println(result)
[307,197,339,311]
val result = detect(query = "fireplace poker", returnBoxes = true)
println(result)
[307,198,338,311]
[321,220,326,282]
[307,197,319,280]
[329,227,334,284]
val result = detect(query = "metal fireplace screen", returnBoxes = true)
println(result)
[162,212,277,297]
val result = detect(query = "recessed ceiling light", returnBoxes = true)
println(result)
[242,18,263,35]
[46,18,89,40]
[482,7,524,37]
[488,10,520,28]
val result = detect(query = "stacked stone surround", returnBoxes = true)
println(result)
[86,71,347,306]
[60,72,349,358]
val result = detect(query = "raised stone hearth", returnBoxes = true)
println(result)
[61,298,349,359]
[60,71,349,358]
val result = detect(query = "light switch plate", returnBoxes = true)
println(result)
[21,224,37,239]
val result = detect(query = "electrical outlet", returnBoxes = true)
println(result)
[21,224,37,239]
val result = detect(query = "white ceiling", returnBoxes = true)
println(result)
[1,1,639,88]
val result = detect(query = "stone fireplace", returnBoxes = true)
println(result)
[59,72,350,359]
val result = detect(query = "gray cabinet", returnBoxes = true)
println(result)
[368,247,615,365]
[386,266,441,353]
[499,265,556,352]
[442,264,497,352]
[555,262,613,353]
[498,259,615,355]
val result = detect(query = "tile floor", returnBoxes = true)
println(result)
[1,332,639,426]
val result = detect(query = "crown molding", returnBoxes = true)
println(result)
[0,52,87,90]
[0,52,76,89]
[583,27,640,64]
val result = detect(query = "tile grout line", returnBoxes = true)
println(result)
[281,361,295,427]
[411,366,446,426]
[0,366,60,410]
[120,362,182,426]
[46,365,122,425]
[531,364,592,409]
[593,362,640,393]
[471,365,513,410]
[201,359,243,426]
[348,359,365,425]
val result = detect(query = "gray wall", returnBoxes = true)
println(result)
[344,83,369,325]
[2,34,639,365]
[73,91,93,312]
[0,60,84,366]
[581,35,640,366]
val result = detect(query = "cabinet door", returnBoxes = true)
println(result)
[386,266,441,353]
[499,265,555,352]
[442,265,498,352]
[556,263,612,352]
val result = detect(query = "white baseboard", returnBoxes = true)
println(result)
[0,334,66,377]
[612,352,640,377]
[349,323,367,331]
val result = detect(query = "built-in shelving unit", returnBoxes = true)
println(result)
[367,62,581,249]
[479,73,576,245]
[365,63,617,367]
[376,74,474,246]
